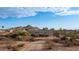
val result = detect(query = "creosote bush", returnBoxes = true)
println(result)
[8,30,31,41]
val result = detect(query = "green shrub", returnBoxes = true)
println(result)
[9,30,31,41]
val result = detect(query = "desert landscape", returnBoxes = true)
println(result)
[0,25,79,51]
[0,7,79,51]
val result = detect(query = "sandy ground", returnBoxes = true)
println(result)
[0,41,79,51]
[0,36,79,51]
[50,46,79,51]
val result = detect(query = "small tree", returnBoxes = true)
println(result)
[2,26,4,29]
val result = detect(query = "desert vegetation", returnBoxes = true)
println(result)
[0,25,79,51]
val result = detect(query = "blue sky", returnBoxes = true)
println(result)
[0,7,79,29]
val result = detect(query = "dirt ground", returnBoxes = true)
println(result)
[0,40,79,51]
[0,36,79,51]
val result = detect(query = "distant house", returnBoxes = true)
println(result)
[31,29,53,37]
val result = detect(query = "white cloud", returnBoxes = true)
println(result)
[0,7,79,18]
[56,9,79,16]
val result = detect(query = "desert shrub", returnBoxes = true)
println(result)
[9,42,25,51]
[15,30,30,36]
[17,43,24,47]
[29,37,35,41]
[53,31,59,37]
[45,40,55,50]
[8,30,31,41]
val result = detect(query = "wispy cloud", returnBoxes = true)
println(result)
[56,9,79,16]
[0,7,79,18]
